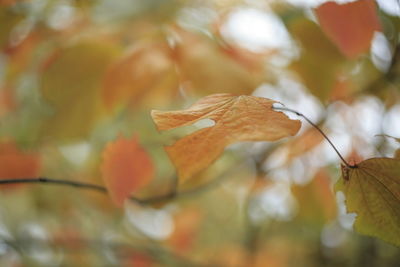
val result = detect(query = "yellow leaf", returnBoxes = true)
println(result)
[40,41,120,142]
[152,94,301,182]
[336,158,400,246]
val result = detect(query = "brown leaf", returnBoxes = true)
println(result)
[101,135,154,206]
[315,0,381,59]
[152,94,301,182]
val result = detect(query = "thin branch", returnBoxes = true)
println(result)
[0,161,244,205]
[0,177,107,192]
[273,105,356,168]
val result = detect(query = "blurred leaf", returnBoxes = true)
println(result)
[292,169,336,227]
[151,93,301,182]
[289,18,345,102]
[102,39,178,110]
[315,0,381,59]
[167,208,202,253]
[101,135,154,206]
[284,127,324,164]
[174,28,265,95]
[0,141,41,187]
[336,158,400,246]
[4,32,41,82]
[0,5,23,49]
[40,41,121,142]
[0,86,16,117]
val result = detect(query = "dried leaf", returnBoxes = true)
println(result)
[315,0,381,59]
[101,135,154,206]
[336,158,400,246]
[0,141,40,185]
[151,94,301,182]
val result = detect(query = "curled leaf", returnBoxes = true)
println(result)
[152,94,301,182]
[336,158,400,246]
[101,136,154,206]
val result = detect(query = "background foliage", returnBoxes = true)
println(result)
[1,0,400,266]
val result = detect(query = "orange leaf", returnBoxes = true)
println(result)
[0,141,40,185]
[292,169,336,227]
[101,136,154,206]
[102,41,178,110]
[315,0,381,59]
[151,94,301,182]
[167,208,202,253]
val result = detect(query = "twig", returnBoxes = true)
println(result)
[0,161,244,205]
[273,105,356,168]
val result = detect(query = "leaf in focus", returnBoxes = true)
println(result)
[40,41,120,142]
[101,135,154,206]
[151,94,301,182]
[288,18,345,102]
[315,0,381,59]
[0,141,40,186]
[336,158,400,246]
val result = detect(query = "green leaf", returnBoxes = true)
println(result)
[336,158,400,246]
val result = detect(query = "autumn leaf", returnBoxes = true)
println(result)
[40,41,120,142]
[288,17,345,102]
[167,208,202,253]
[0,141,41,186]
[336,158,400,246]
[292,169,336,227]
[174,28,265,95]
[101,135,154,206]
[0,6,23,50]
[315,0,381,59]
[102,40,179,110]
[151,94,301,182]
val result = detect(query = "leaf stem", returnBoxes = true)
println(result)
[273,105,356,168]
